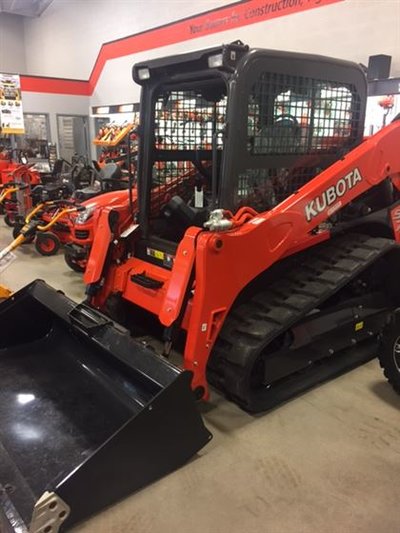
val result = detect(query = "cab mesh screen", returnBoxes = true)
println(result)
[150,90,226,216]
[247,73,359,155]
[236,72,360,212]
[154,91,226,151]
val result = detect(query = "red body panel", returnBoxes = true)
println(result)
[70,189,132,247]
[39,189,132,256]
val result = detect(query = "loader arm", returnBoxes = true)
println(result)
[182,120,400,394]
[84,207,114,285]
[276,118,400,235]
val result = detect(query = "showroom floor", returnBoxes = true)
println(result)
[1,219,400,533]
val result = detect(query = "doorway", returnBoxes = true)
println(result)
[57,114,90,161]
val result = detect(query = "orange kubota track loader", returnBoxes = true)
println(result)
[1,42,400,532]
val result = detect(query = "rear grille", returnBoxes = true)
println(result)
[75,230,89,240]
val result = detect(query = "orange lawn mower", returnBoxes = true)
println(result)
[0,181,28,208]
[0,157,19,187]
[13,162,132,261]
[1,156,86,227]
[4,162,83,240]
[0,180,32,228]
[0,148,29,185]
[3,200,85,260]
[1,163,42,226]
[0,148,41,186]
[5,160,100,256]
[0,181,22,228]
[64,188,133,272]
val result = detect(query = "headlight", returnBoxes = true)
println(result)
[137,67,150,80]
[208,53,223,68]
[75,205,95,225]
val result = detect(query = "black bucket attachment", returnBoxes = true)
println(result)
[0,281,211,532]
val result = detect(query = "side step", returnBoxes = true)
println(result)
[0,281,211,532]
[209,234,400,412]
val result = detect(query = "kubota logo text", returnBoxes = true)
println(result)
[305,168,363,222]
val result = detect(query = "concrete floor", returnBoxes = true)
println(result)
[1,218,400,533]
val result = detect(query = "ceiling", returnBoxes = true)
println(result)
[0,0,54,17]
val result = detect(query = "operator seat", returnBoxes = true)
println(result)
[253,116,301,155]
[74,163,126,201]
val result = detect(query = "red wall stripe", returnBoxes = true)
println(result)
[20,0,343,96]
[20,76,90,95]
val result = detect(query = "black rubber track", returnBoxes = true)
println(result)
[208,233,399,412]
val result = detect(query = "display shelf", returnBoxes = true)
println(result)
[93,123,133,147]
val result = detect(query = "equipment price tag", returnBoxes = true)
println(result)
[0,251,17,273]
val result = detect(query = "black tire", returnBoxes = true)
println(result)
[12,224,34,244]
[378,314,400,395]
[64,251,86,273]
[12,224,20,239]
[4,213,15,227]
[35,232,61,256]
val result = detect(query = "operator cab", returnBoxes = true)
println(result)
[132,42,366,268]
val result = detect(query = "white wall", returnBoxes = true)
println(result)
[91,0,400,107]
[23,0,232,79]
[21,92,90,147]
[0,13,26,74]
[21,0,400,85]
[15,0,400,159]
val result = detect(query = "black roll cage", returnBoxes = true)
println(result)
[134,44,367,236]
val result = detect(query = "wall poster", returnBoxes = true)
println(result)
[0,73,25,134]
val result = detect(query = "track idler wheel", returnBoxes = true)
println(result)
[379,312,400,395]
[4,213,16,227]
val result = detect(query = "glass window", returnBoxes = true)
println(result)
[247,73,357,155]
[16,113,50,158]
